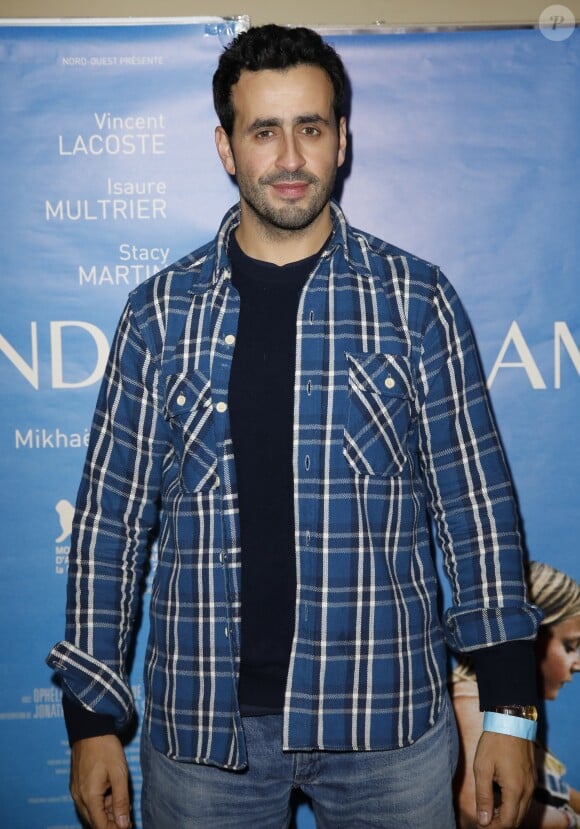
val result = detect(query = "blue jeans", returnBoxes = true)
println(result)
[140,695,458,828]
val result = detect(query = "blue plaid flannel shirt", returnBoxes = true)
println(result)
[47,202,540,769]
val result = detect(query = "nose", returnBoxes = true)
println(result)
[276,132,305,172]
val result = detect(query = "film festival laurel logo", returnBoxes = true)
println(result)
[54,498,74,573]
[52,498,160,585]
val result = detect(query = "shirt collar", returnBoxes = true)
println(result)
[191,198,364,294]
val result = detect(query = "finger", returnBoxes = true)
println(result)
[474,778,495,826]
[69,786,89,826]
[84,790,113,829]
[476,801,494,825]
[493,789,520,828]
[491,766,535,825]
[512,785,534,828]
[103,790,122,824]
[72,799,93,829]
[71,782,106,829]
[108,763,132,828]
[104,791,114,820]
[487,784,531,829]
[516,800,532,827]
[474,761,495,827]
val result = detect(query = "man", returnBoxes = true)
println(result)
[48,24,542,829]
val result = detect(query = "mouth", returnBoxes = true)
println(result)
[271,182,310,200]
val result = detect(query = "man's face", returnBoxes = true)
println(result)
[216,65,347,234]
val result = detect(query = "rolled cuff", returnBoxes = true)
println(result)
[46,640,134,729]
[444,602,542,652]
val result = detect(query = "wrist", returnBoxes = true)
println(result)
[492,705,538,721]
[562,805,579,829]
[482,709,538,741]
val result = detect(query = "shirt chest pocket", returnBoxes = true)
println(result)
[343,353,414,477]
[164,371,219,492]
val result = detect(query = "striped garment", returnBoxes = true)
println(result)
[47,201,540,769]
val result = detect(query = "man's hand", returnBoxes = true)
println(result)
[70,734,132,829]
[473,731,535,828]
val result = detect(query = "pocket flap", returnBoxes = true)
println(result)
[164,370,212,419]
[346,352,413,400]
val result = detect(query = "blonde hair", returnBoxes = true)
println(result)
[528,561,580,627]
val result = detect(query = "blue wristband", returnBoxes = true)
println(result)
[482,711,537,741]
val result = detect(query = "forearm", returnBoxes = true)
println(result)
[48,302,166,722]
[521,799,578,829]
[65,306,164,647]
[472,640,539,709]
[62,694,116,745]
[418,273,540,651]
[569,790,580,814]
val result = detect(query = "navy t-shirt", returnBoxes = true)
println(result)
[228,232,321,715]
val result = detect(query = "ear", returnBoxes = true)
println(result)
[337,117,347,169]
[215,126,236,176]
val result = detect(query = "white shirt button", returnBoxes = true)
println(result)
[224,334,236,346]
[176,393,186,406]
[216,401,228,413]
[384,377,396,390]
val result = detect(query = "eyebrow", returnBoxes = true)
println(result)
[247,113,331,133]
[564,636,580,649]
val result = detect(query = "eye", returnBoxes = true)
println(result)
[255,129,275,140]
[564,640,580,654]
[301,126,321,136]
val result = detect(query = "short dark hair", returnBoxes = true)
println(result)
[212,24,347,136]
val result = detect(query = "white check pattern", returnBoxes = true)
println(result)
[47,202,540,769]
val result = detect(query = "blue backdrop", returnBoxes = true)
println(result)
[0,18,578,829]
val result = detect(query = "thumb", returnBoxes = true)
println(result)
[473,736,496,828]
[109,762,132,828]
[475,780,495,828]
[476,800,494,828]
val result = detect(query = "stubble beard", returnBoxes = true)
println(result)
[237,169,337,236]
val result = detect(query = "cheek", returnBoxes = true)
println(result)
[541,671,559,699]
[541,649,569,697]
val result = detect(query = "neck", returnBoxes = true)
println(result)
[235,202,332,265]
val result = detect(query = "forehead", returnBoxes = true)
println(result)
[551,614,580,638]
[230,65,335,127]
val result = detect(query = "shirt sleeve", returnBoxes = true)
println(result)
[46,301,168,728]
[416,269,541,653]
[62,694,116,745]
[472,640,539,709]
